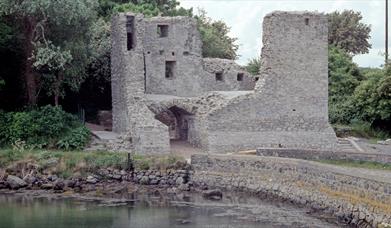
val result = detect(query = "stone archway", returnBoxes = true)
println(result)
[154,106,192,142]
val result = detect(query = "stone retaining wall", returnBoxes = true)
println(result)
[256,148,391,164]
[191,154,391,227]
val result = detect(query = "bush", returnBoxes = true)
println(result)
[0,105,90,150]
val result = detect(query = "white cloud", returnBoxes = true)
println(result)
[179,0,388,67]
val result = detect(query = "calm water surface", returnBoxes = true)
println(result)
[0,194,341,228]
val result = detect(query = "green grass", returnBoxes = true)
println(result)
[316,159,391,171]
[332,122,390,140]
[0,148,184,177]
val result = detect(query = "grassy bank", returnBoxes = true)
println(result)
[0,149,184,178]
[333,123,390,140]
[317,159,391,171]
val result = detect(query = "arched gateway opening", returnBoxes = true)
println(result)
[154,106,192,142]
[154,106,201,155]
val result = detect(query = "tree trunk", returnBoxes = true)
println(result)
[54,71,64,106]
[23,16,37,106]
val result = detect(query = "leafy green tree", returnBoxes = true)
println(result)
[196,10,238,60]
[0,0,97,106]
[352,68,391,126]
[328,10,371,55]
[328,46,362,124]
[246,57,261,76]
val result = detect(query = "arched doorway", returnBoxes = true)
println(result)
[154,106,192,141]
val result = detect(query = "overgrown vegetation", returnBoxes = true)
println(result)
[0,149,184,178]
[326,10,390,137]
[0,106,90,150]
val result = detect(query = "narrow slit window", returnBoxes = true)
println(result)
[157,24,169,37]
[165,61,176,79]
[237,73,244,81]
[126,16,134,50]
[305,18,309,26]
[215,72,223,81]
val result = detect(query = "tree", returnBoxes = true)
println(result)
[328,10,371,55]
[328,46,362,124]
[0,0,97,106]
[246,57,261,76]
[196,10,238,60]
[352,67,391,127]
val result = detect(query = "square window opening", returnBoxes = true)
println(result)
[255,77,259,81]
[165,61,176,79]
[237,73,244,81]
[157,25,169,38]
[215,72,223,81]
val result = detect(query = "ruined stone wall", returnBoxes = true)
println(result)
[142,17,254,97]
[203,12,337,153]
[111,11,337,155]
[111,13,170,154]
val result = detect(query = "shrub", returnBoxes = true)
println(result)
[57,126,90,150]
[0,105,90,150]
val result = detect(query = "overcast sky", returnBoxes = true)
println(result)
[179,0,389,68]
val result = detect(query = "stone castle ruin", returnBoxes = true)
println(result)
[111,11,337,154]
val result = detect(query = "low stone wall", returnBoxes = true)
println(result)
[191,154,391,227]
[256,148,391,164]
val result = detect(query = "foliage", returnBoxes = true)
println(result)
[328,46,361,124]
[246,57,261,76]
[0,0,98,105]
[0,106,90,150]
[328,10,371,55]
[196,9,238,60]
[57,126,91,150]
[352,69,391,126]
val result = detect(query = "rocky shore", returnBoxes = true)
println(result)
[2,154,391,228]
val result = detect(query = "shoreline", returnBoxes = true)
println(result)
[1,153,391,227]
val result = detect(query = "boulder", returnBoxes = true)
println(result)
[140,176,149,185]
[176,177,184,185]
[0,181,7,189]
[202,189,222,200]
[178,183,190,191]
[41,183,54,190]
[86,176,98,184]
[23,174,37,185]
[6,175,27,189]
[54,179,65,191]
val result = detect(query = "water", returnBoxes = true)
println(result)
[0,194,341,228]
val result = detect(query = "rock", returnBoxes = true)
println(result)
[47,175,58,182]
[176,177,184,185]
[202,189,222,200]
[86,176,98,184]
[112,174,122,180]
[54,179,65,191]
[65,180,75,188]
[378,140,387,145]
[41,183,53,190]
[6,175,27,189]
[140,176,149,185]
[0,181,7,189]
[150,179,159,185]
[23,174,37,185]
[178,183,190,191]
[385,139,391,145]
